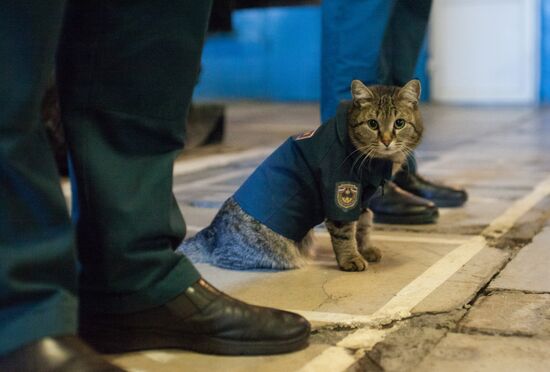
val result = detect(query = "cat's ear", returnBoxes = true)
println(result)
[398,80,421,107]
[351,80,375,106]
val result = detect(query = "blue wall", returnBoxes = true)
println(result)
[194,6,321,101]
[194,6,428,102]
[196,3,550,104]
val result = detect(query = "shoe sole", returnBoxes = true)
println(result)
[80,326,309,356]
[373,211,438,225]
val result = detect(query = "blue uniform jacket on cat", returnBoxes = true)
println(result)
[233,103,393,242]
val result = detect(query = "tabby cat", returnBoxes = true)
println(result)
[177,80,423,271]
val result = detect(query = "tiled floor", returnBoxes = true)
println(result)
[99,102,550,371]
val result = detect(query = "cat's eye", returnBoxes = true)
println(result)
[394,119,406,129]
[366,119,379,130]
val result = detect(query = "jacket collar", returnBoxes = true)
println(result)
[335,101,351,145]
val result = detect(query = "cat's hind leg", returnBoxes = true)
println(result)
[356,208,382,262]
[326,220,368,272]
[296,229,315,259]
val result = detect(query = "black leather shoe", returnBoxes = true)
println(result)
[370,181,439,224]
[79,278,310,356]
[0,336,124,372]
[393,170,468,207]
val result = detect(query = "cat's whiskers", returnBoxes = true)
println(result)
[396,143,414,164]
[343,144,372,171]
[355,153,367,179]
[367,147,379,172]
[350,144,375,174]
[395,139,413,153]
[341,144,370,165]
[358,147,378,179]
[350,147,371,178]
[352,152,365,173]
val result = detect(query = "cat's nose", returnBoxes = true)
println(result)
[381,134,392,147]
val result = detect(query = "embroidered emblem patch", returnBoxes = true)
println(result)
[294,128,317,140]
[336,182,359,211]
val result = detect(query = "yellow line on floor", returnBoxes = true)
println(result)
[483,175,550,239]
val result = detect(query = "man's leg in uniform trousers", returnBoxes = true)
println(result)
[57,0,309,356]
[377,0,467,212]
[321,0,396,123]
[1,1,309,369]
[321,0,466,225]
[0,2,123,370]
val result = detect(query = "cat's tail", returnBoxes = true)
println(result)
[176,226,216,264]
[176,198,309,270]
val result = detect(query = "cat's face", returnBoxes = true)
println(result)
[347,80,423,164]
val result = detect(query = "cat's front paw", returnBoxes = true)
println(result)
[338,255,368,272]
[360,246,382,262]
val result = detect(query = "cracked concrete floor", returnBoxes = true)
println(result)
[103,102,550,371]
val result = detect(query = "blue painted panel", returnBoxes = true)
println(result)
[194,5,429,102]
[194,13,268,99]
[194,6,320,101]
[263,8,321,101]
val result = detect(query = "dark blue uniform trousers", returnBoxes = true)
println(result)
[1,0,211,354]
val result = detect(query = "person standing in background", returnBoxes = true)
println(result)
[321,0,467,225]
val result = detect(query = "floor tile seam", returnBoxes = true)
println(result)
[173,146,275,176]
[457,325,541,339]
[172,168,255,194]
[485,287,550,296]
[452,331,550,342]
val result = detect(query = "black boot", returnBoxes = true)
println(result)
[370,181,439,224]
[0,336,124,372]
[394,170,468,208]
[79,278,310,356]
